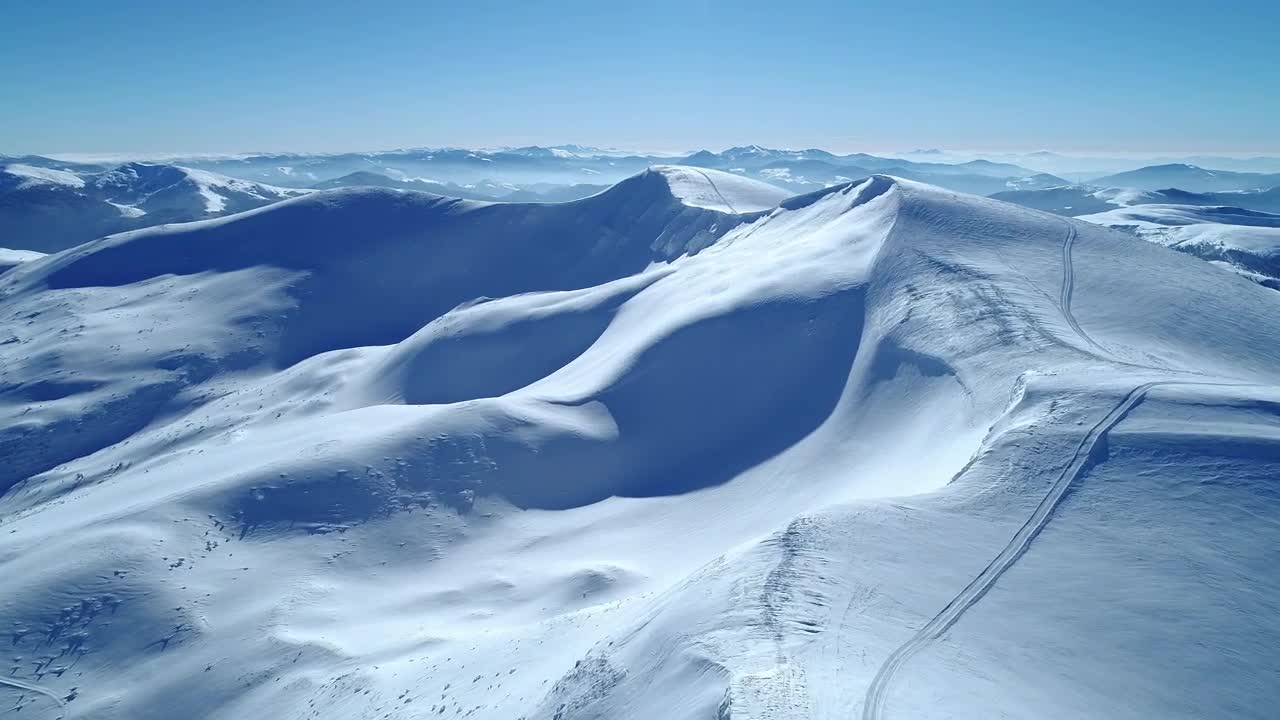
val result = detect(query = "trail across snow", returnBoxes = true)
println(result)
[860,213,1270,719]
[860,377,1262,720]
[1057,221,1108,354]
[690,167,741,214]
[856,214,1265,717]
[0,674,67,716]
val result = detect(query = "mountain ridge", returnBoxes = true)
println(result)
[0,161,306,252]
[3,172,1280,718]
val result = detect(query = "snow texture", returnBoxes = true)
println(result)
[1,170,1278,720]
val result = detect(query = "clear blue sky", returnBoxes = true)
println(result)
[3,0,1277,155]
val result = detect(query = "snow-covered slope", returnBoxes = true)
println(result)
[89,163,306,216]
[1078,204,1280,288]
[2,169,1279,720]
[0,247,45,274]
[0,163,308,252]
[1,164,87,191]
[647,165,790,212]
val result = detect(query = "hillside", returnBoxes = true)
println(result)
[994,184,1280,217]
[311,171,610,203]
[1089,164,1280,193]
[1,170,1278,720]
[0,163,307,252]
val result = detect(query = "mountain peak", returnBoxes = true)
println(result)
[644,165,791,213]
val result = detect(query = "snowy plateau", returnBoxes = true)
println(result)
[1,165,1279,720]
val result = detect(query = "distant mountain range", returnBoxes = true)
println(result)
[1088,164,1280,193]
[310,171,608,203]
[992,185,1280,216]
[672,146,1068,195]
[891,150,1280,178]
[5,146,1280,255]
[6,145,1070,195]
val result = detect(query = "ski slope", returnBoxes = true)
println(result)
[2,169,1278,719]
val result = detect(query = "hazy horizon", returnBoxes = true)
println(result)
[5,1,1277,156]
[13,146,1280,163]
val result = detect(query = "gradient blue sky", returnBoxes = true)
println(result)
[3,0,1277,155]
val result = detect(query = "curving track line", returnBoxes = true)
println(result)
[861,379,1258,720]
[1058,222,1109,355]
[690,168,740,214]
[0,675,67,716]
[861,213,1244,717]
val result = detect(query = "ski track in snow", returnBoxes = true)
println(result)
[861,214,1264,718]
[691,167,740,214]
[0,675,67,716]
[860,376,1263,720]
[1057,221,1109,355]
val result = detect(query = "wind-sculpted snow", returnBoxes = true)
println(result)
[1,170,1279,719]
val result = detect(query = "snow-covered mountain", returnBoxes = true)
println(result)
[22,150,1280,256]
[1077,204,1280,288]
[0,163,307,252]
[501,144,649,160]
[1088,163,1280,193]
[0,247,44,274]
[1152,186,1280,213]
[17,147,1068,198]
[310,170,455,192]
[2,168,1278,720]
[675,147,1066,195]
[993,184,1280,216]
[890,151,1280,180]
[173,148,660,188]
[991,184,1280,288]
[89,163,306,216]
[311,171,610,203]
